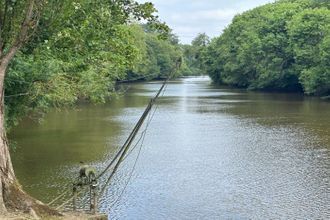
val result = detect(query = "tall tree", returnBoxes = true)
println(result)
[0,0,52,215]
[0,0,168,216]
[191,33,210,74]
[181,33,210,76]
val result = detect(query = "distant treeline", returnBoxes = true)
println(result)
[4,0,201,129]
[196,0,330,96]
[5,0,329,129]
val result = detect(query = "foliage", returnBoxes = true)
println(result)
[131,29,183,80]
[203,0,330,95]
[288,7,330,95]
[0,0,45,54]
[3,0,181,129]
[181,33,210,76]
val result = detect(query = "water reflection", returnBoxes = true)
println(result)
[9,76,330,219]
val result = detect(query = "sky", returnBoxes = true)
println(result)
[137,0,275,44]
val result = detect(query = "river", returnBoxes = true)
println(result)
[9,76,330,219]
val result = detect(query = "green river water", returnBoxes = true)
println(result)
[9,77,330,219]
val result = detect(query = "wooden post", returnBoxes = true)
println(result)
[90,184,97,214]
[73,186,77,211]
[93,186,98,214]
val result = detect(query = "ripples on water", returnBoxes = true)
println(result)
[10,76,330,219]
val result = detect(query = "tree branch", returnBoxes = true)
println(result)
[0,0,35,69]
[0,0,13,54]
[0,1,5,57]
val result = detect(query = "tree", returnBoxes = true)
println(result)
[203,0,330,96]
[132,29,183,79]
[180,33,210,76]
[0,0,53,215]
[288,7,330,95]
[193,33,210,73]
[191,33,210,74]
[0,0,168,216]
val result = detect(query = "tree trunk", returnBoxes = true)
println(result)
[0,64,60,217]
[0,65,14,214]
[0,2,63,214]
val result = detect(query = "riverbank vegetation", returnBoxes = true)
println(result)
[200,0,330,97]
[4,1,194,130]
[181,33,210,76]
[0,0,189,217]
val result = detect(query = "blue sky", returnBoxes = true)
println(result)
[137,0,274,44]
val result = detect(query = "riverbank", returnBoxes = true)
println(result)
[321,95,330,100]
[1,212,107,220]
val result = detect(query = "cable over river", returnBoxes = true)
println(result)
[9,76,330,219]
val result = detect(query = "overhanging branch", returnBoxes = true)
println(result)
[0,0,36,68]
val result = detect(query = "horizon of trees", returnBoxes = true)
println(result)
[193,0,330,97]
[4,3,209,130]
[3,1,329,137]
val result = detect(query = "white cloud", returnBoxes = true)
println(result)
[170,9,238,22]
[137,0,275,44]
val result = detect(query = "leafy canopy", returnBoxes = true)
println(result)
[202,0,330,96]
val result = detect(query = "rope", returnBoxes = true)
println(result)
[122,84,166,162]
[48,176,83,207]
[105,82,168,209]
[97,76,171,200]
[122,127,147,162]
[53,58,179,210]
[47,188,71,206]
[101,109,152,198]
[54,80,168,210]
[107,127,146,209]
[97,104,151,197]
[96,76,171,180]
[55,186,88,210]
